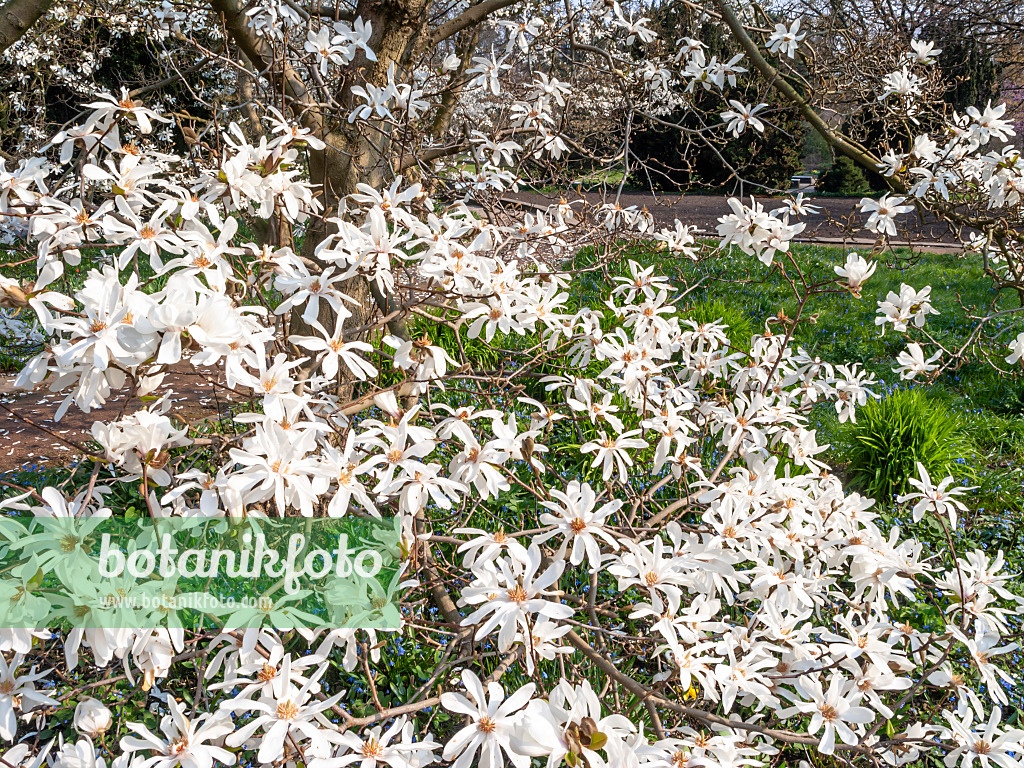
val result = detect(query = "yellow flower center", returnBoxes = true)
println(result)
[506,585,528,603]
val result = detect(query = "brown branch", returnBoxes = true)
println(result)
[712,0,902,191]
[207,0,324,133]
[129,56,216,100]
[563,628,870,754]
[423,0,524,50]
[394,141,467,172]
[307,2,356,21]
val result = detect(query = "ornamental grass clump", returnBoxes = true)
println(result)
[683,299,753,351]
[847,387,975,500]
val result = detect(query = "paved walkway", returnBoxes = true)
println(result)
[0,365,242,475]
[505,191,968,253]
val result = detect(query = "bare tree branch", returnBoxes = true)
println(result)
[712,0,900,188]
[207,0,324,132]
[423,0,523,50]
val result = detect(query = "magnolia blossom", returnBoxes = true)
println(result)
[1006,332,1024,365]
[898,462,974,526]
[459,545,573,651]
[909,40,942,64]
[83,88,168,134]
[291,318,378,380]
[894,342,942,379]
[791,674,874,754]
[536,481,621,569]
[860,194,914,236]
[942,707,1023,768]
[312,716,439,768]
[580,430,648,483]
[766,19,805,58]
[879,67,924,100]
[834,252,876,297]
[0,654,58,741]
[73,698,112,738]
[510,680,635,765]
[876,284,939,333]
[964,102,1016,145]
[720,101,767,136]
[717,197,805,265]
[224,657,343,763]
[121,699,235,768]
[440,670,535,768]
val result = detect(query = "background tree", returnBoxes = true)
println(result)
[818,154,871,195]
[628,7,806,192]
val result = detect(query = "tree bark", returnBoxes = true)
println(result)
[0,0,53,56]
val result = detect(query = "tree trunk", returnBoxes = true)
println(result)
[0,0,52,56]
[214,0,432,394]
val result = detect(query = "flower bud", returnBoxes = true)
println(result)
[0,278,27,308]
[74,697,112,737]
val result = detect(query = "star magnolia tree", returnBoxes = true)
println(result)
[0,0,1022,767]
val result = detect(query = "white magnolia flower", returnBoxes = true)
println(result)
[440,670,535,768]
[311,715,439,768]
[894,342,942,380]
[897,462,974,526]
[964,102,1015,145]
[834,252,876,297]
[510,680,635,765]
[121,698,235,768]
[1006,332,1024,364]
[766,19,805,58]
[73,698,112,738]
[942,706,1023,768]
[536,480,621,570]
[459,545,573,651]
[291,317,377,380]
[908,40,942,64]
[879,67,924,100]
[860,194,914,237]
[875,284,939,333]
[0,653,58,741]
[224,656,343,762]
[792,674,874,755]
[580,430,648,483]
[720,101,767,137]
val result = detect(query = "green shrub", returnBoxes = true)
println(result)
[683,299,752,351]
[818,156,871,196]
[846,388,975,501]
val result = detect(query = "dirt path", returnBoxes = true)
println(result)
[0,365,242,476]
